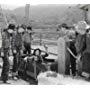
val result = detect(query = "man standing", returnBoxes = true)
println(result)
[12,26,24,80]
[1,24,15,83]
[22,26,33,55]
[75,21,89,76]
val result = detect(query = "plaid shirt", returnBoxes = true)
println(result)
[2,31,23,50]
[2,31,11,49]
[75,34,86,54]
[12,33,23,50]
[22,32,32,44]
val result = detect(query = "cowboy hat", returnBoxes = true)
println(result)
[8,24,15,30]
[75,21,90,34]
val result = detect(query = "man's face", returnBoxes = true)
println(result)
[27,29,31,33]
[18,28,24,33]
[35,50,40,56]
[8,29,14,34]
[61,27,66,30]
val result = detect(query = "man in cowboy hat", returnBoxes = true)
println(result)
[1,24,15,83]
[12,26,25,80]
[75,21,90,53]
[75,21,90,77]
[66,30,77,76]
[22,26,33,55]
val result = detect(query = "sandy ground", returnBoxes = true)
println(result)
[0,68,30,85]
[0,79,29,85]
[0,58,29,85]
[0,58,90,85]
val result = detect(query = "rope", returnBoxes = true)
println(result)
[67,47,77,59]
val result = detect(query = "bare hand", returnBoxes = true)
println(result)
[1,52,4,57]
[76,54,81,63]
[43,44,48,50]
[34,56,38,61]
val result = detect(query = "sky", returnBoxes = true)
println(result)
[0,0,90,10]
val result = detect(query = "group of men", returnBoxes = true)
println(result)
[0,24,32,84]
[60,21,90,79]
[1,20,90,84]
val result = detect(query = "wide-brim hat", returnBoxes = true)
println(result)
[75,21,90,34]
[61,23,69,29]
[8,24,15,30]
[27,26,32,30]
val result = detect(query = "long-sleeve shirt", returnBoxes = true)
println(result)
[2,31,10,49]
[12,33,23,50]
[75,34,86,54]
[22,32,32,44]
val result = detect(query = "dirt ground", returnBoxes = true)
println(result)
[0,68,30,85]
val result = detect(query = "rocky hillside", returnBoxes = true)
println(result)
[3,4,84,29]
